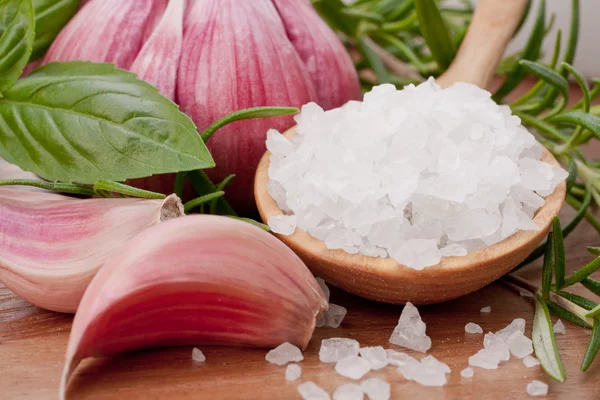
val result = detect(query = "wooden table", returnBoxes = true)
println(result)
[2,80,600,399]
[1,207,599,399]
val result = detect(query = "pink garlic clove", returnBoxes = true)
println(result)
[177,0,317,213]
[60,215,327,398]
[43,0,158,69]
[272,0,362,110]
[0,189,183,313]
[131,0,185,100]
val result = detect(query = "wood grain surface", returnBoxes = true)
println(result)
[2,82,600,399]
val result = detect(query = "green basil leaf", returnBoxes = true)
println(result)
[0,0,35,93]
[551,111,600,141]
[30,0,80,61]
[0,61,214,184]
[582,319,600,372]
[533,296,566,382]
[414,0,456,70]
[493,0,545,101]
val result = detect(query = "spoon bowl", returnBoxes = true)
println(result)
[254,127,566,304]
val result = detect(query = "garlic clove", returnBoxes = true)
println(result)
[0,189,183,313]
[60,215,327,397]
[272,0,362,110]
[177,0,317,213]
[131,0,185,100]
[43,0,158,69]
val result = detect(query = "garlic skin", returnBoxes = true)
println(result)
[60,215,327,397]
[130,0,184,100]
[272,0,362,110]
[0,189,183,313]
[43,0,157,69]
[177,0,317,212]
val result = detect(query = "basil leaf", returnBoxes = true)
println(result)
[414,0,456,70]
[0,61,214,184]
[30,0,80,61]
[0,0,35,93]
[533,296,566,382]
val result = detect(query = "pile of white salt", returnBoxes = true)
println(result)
[267,79,567,269]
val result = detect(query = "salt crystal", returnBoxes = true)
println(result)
[389,302,432,353]
[526,380,549,397]
[333,383,363,400]
[523,355,540,368]
[335,356,371,380]
[520,290,535,298]
[359,346,389,370]
[316,277,331,302]
[397,355,450,387]
[266,79,566,269]
[192,347,205,363]
[266,342,304,365]
[496,318,526,340]
[480,306,491,313]
[468,348,501,369]
[320,338,360,363]
[465,322,483,334]
[507,331,533,359]
[268,215,297,235]
[323,303,348,328]
[483,332,510,361]
[553,319,566,335]
[286,364,302,381]
[460,367,474,378]
[385,349,417,367]
[298,382,331,400]
[360,378,390,400]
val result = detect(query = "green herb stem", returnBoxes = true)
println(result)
[93,180,166,199]
[0,179,95,196]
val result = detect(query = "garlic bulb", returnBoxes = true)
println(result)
[42,0,361,212]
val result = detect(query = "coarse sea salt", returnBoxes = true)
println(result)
[267,79,567,269]
[480,306,492,313]
[523,355,541,368]
[397,355,451,387]
[469,318,532,370]
[286,364,302,381]
[460,367,474,378]
[192,347,205,363]
[333,383,364,400]
[465,322,483,334]
[389,302,431,353]
[553,319,566,335]
[359,346,389,370]
[315,278,348,328]
[361,378,390,400]
[266,342,304,365]
[320,338,360,363]
[335,356,371,380]
[298,381,331,400]
[526,380,549,396]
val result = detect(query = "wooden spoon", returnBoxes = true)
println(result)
[254,0,565,304]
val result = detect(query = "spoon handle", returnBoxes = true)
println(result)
[436,0,528,89]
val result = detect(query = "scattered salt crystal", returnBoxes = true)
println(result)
[298,382,331,400]
[385,349,417,367]
[468,348,501,369]
[266,342,304,365]
[267,79,566,269]
[268,215,297,235]
[460,367,474,378]
[335,356,372,380]
[480,306,491,313]
[507,331,533,359]
[496,318,526,340]
[397,355,450,387]
[553,319,566,335]
[360,378,390,400]
[333,383,364,400]
[359,346,389,370]
[465,322,483,334]
[389,302,431,353]
[323,303,348,328]
[526,380,549,397]
[320,338,360,363]
[286,364,302,381]
[483,332,510,361]
[523,355,540,368]
[192,347,205,363]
